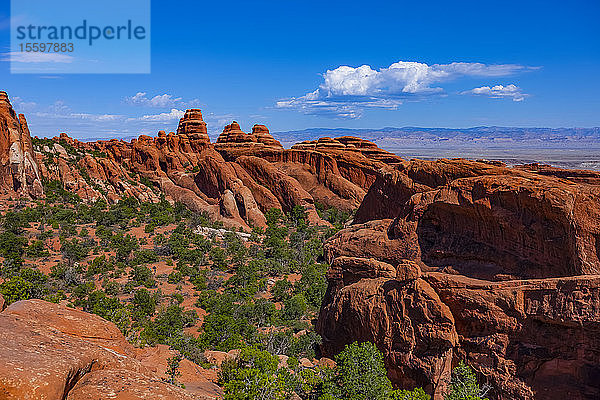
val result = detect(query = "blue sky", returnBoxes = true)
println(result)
[0,0,599,140]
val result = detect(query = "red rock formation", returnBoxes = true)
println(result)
[426,273,600,400]
[0,299,219,399]
[66,369,205,400]
[217,121,250,143]
[0,91,43,198]
[516,163,600,185]
[318,158,600,399]
[335,136,401,163]
[252,124,282,147]
[135,344,222,399]
[235,155,322,223]
[3,90,600,399]
[176,109,211,147]
[292,136,401,165]
[0,91,396,228]
[214,122,284,161]
[4,299,136,356]
[216,122,282,148]
[317,257,457,399]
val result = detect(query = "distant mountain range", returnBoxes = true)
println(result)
[273,126,600,170]
[273,126,600,145]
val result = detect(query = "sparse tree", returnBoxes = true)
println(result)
[166,354,182,385]
[444,361,490,400]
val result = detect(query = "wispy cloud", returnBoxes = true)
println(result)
[2,52,74,63]
[126,92,182,108]
[11,96,37,112]
[138,108,185,121]
[71,113,123,121]
[11,95,239,140]
[18,98,230,139]
[125,92,201,108]
[0,15,29,31]
[277,61,538,117]
[33,111,123,122]
[276,97,400,119]
[49,100,70,114]
[461,84,528,102]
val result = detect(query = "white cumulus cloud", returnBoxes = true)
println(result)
[462,84,528,101]
[277,60,537,117]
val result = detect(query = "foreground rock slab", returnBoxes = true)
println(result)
[0,299,218,399]
[66,369,201,400]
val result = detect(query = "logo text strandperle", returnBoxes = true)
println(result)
[16,20,147,46]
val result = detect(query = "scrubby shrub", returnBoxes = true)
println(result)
[50,263,81,287]
[0,231,27,267]
[132,288,157,320]
[393,388,431,400]
[295,263,328,309]
[282,294,308,321]
[26,240,50,258]
[0,268,48,304]
[200,313,255,351]
[130,265,155,288]
[141,304,197,346]
[87,255,111,276]
[103,279,121,295]
[444,361,489,400]
[111,233,138,261]
[209,246,228,270]
[167,270,183,284]
[61,238,89,264]
[333,341,393,400]
[132,249,158,265]
[0,276,35,304]
[272,278,292,302]
[220,346,294,400]
[166,354,182,385]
